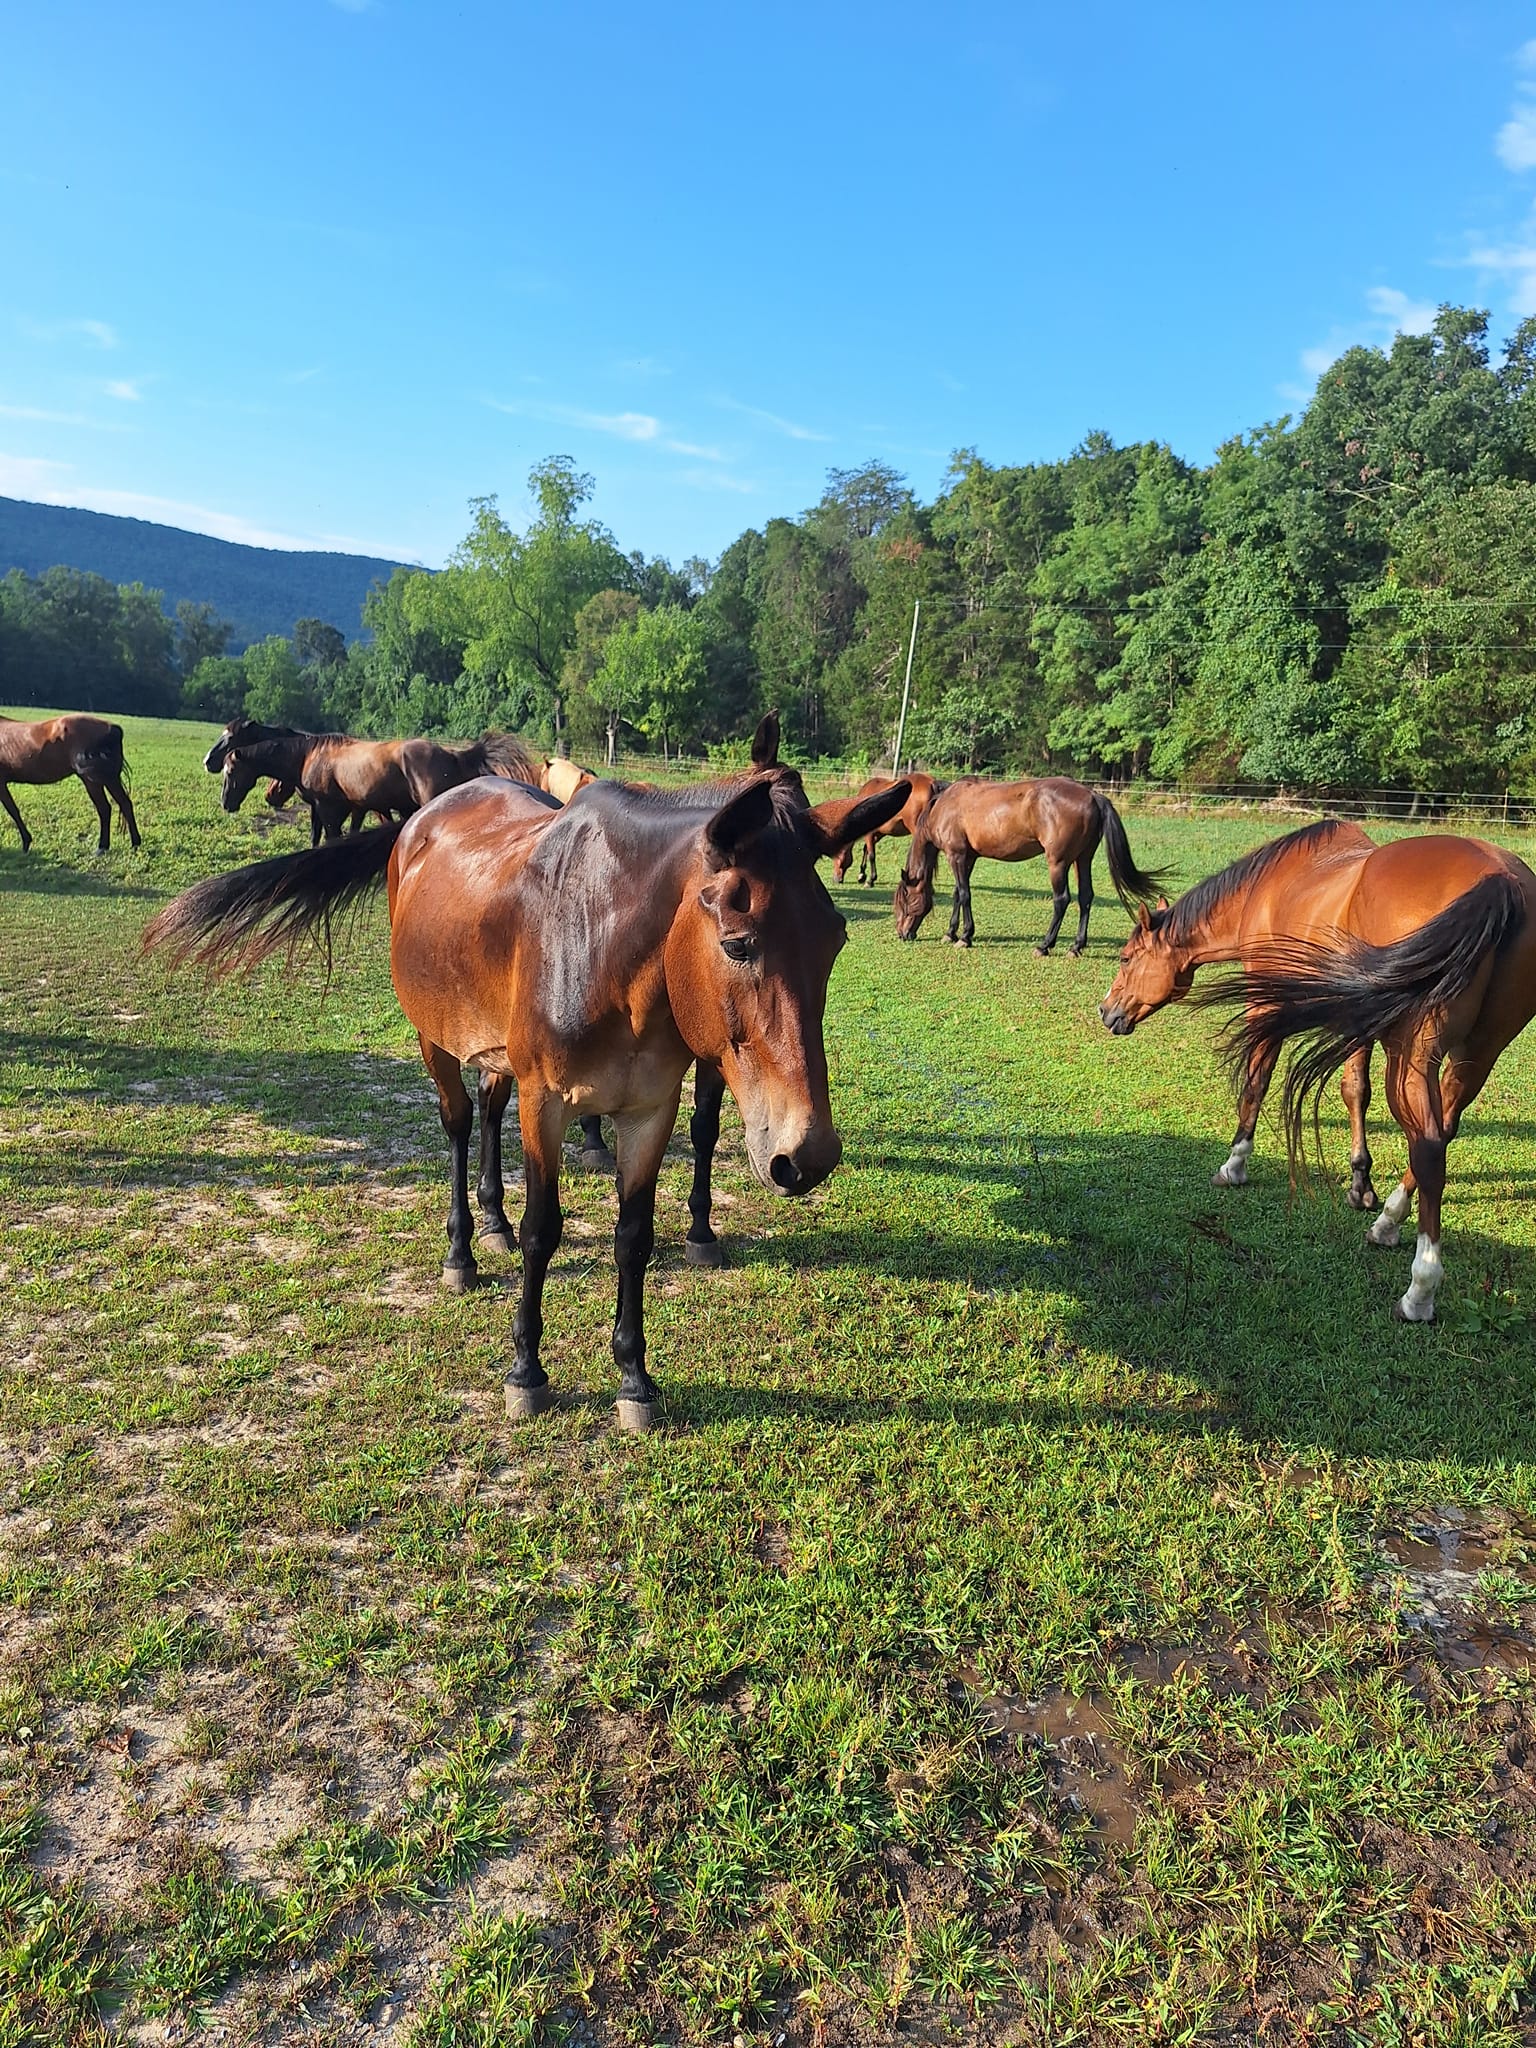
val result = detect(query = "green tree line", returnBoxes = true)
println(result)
[7,307,1536,796]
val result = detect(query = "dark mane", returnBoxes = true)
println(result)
[1157,818,1355,945]
[602,768,809,822]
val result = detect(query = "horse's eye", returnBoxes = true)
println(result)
[720,936,758,964]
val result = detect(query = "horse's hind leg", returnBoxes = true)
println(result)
[861,835,877,887]
[685,1060,727,1267]
[1214,1025,1279,1187]
[1035,858,1071,956]
[1068,852,1095,956]
[506,1085,566,1419]
[1341,1047,1378,1210]
[1368,1050,1418,1248]
[476,1071,516,1255]
[420,1037,480,1292]
[80,778,113,854]
[1386,1054,1448,1323]
[103,773,140,850]
[0,782,31,853]
[947,850,976,946]
[578,1116,616,1173]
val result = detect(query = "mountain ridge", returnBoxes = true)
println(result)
[0,495,418,650]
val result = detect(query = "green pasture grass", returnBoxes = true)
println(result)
[2,710,1536,2042]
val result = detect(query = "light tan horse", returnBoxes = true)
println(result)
[0,714,141,853]
[1099,817,1536,1323]
[539,757,597,803]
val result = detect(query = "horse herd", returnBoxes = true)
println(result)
[4,707,1535,1421]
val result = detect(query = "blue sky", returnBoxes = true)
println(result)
[5,2,1536,574]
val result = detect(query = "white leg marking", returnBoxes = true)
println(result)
[1213,1137,1253,1188]
[1368,1179,1411,1247]
[1397,1232,1443,1322]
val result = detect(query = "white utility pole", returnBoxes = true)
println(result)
[891,600,920,773]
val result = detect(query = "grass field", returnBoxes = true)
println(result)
[3,711,1536,2047]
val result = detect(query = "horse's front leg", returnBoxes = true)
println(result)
[476,1070,516,1254]
[1368,1050,1416,1247]
[610,1093,683,1430]
[1035,859,1071,956]
[506,1087,567,1418]
[1068,852,1095,957]
[421,1036,480,1292]
[685,1060,727,1267]
[1214,1027,1279,1187]
[0,781,32,852]
[862,835,877,887]
[1340,1046,1377,1210]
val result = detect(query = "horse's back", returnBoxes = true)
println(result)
[1350,834,1536,946]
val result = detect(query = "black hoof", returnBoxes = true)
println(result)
[441,1263,479,1294]
[1033,943,1053,957]
[685,1237,724,1269]
[478,1227,516,1256]
[1068,944,1086,958]
[505,1378,554,1420]
[615,1398,657,1434]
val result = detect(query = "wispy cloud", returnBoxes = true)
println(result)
[0,402,99,427]
[1497,39,1536,169]
[483,396,724,459]
[104,379,143,402]
[0,454,421,558]
[283,365,325,385]
[17,316,118,350]
[1290,284,1439,393]
[1465,220,1536,316]
[713,395,831,443]
[678,468,755,495]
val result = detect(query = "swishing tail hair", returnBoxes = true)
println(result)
[475,730,541,783]
[1092,792,1168,909]
[1206,871,1525,1177]
[143,821,405,974]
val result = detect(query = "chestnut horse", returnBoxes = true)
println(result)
[210,718,539,843]
[1098,817,1536,1323]
[146,768,908,1425]
[832,773,942,886]
[893,776,1163,951]
[0,714,141,854]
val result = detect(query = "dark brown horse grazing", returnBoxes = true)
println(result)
[0,714,141,854]
[1098,817,1536,1323]
[264,777,396,835]
[832,773,942,886]
[211,719,539,843]
[146,768,908,1426]
[893,776,1163,951]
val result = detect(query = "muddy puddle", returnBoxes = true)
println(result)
[966,1681,1142,1847]
[1379,1507,1536,1581]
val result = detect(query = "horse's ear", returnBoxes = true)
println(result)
[1135,900,1153,931]
[750,711,780,768]
[799,781,911,858]
[1156,894,1170,912]
[704,777,777,868]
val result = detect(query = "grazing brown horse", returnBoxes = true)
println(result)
[893,776,1163,951]
[539,756,597,803]
[264,777,395,835]
[0,714,141,854]
[832,773,941,886]
[146,767,908,1425]
[1098,817,1536,1323]
[211,718,539,843]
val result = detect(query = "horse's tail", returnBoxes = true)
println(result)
[143,822,405,974]
[1212,871,1526,1176]
[72,723,128,784]
[474,731,542,783]
[1092,792,1166,909]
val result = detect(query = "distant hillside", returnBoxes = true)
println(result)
[0,496,417,650]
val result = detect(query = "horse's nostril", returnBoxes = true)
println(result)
[769,1153,800,1192]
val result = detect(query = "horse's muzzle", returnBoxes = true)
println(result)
[761,1129,843,1197]
[1098,1001,1135,1036]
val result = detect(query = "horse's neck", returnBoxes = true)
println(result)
[1178,889,1250,967]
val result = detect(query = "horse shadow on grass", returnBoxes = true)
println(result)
[8,1025,1536,1466]
[736,1124,1536,1468]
